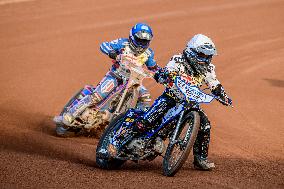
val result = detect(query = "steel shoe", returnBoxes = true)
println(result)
[193,155,215,171]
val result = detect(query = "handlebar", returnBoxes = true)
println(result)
[117,53,154,79]
[175,76,233,107]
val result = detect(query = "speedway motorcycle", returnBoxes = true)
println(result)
[96,75,232,176]
[53,52,154,137]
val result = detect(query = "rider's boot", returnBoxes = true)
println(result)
[55,123,82,137]
[193,155,215,171]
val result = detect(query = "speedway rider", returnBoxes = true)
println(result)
[55,23,159,136]
[133,34,233,170]
[94,22,159,108]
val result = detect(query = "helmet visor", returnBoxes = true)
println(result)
[134,35,150,47]
[133,30,152,48]
[192,49,212,64]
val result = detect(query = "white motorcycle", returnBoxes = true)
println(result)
[54,52,154,137]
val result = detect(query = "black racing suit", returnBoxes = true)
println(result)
[138,53,232,160]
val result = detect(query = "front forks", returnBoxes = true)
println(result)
[111,85,139,119]
[170,110,185,146]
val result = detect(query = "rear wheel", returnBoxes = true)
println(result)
[96,113,126,169]
[163,111,200,176]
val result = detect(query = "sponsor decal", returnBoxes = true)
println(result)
[125,118,134,122]
[101,79,115,94]
[176,76,214,103]
[174,56,185,63]
[181,74,195,84]
[161,104,183,125]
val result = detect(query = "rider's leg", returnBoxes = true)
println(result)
[91,71,121,105]
[193,110,215,170]
[134,93,176,132]
[136,85,152,111]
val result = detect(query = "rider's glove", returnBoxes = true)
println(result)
[154,68,177,87]
[108,50,118,60]
[153,68,162,82]
[212,84,233,106]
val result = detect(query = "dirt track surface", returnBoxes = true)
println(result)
[0,0,283,188]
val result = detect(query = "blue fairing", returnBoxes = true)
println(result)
[111,108,144,147]
[144,104,184,138]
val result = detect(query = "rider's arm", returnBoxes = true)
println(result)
[145,48,160,72]
[204,64,232,106]
[100,38,127,60]
[154,55,179,86]
[204,64,221,89]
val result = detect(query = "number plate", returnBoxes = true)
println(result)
[175,76,214,103]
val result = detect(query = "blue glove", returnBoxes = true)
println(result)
[108,50,117,60]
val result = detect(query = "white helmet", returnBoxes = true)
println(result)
[183,34,217,75]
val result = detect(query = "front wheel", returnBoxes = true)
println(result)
[96,112,126,169]
[163,111,200,176]
[55,87,86,137]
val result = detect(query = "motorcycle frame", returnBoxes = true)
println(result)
[110,55,154,119]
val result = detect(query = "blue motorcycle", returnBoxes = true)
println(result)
[96,75,230,176]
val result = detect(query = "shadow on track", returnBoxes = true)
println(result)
[0,103,97,168]
[264,79,284,88]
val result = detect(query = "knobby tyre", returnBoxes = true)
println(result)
[60,88,84,116]
[162,111,200,176]
[96,112,126,169]
[56,88,85,137]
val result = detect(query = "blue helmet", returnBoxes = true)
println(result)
[129,23,153,54]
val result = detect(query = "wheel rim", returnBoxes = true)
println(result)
[167,116,194,170]
[168,143,184,169]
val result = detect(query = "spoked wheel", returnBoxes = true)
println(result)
[163,111,200,176]
[55,88,85,137]
[96,113,126,169]
[60,88,84,115]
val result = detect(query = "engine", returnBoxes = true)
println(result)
[80,108,110,130]
[127,138,146,157]
[126,137,166,159]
